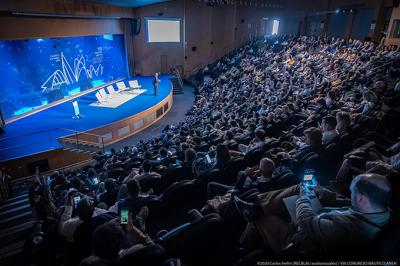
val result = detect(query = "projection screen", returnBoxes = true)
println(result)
[146,18,181,43]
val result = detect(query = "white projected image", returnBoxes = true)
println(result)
[146,18,181,43]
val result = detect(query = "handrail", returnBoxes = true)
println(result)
[184,62,203,76]
[0,139,51,151]
[11,158,97,187]
[0,127,103,142]
[0,127,105,154]
[173,67,184,88]
[56,127,105,138]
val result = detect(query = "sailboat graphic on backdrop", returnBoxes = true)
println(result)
[41,52,104,92]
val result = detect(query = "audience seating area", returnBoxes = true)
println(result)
[9,35,400,265]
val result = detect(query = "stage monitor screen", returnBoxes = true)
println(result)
[0,34,128,121]
[146,18,181,43]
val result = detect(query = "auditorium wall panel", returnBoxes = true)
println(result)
[184,0,213,74]
[351,9,374,40]
[0,0,133,40]
[132,1,308,76]
[0,17,124,40]
[385,5,400,46]
[131,0,184,75]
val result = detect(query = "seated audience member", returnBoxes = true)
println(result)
[80,214,153,266]
[183,148,197,179]
[207,157,276,198]
[25,36,400,264]
[336,111,351,134]
[158,147,170,164]
[321,115,338,144]
[239,129,267,153]
[213,144,232,170]
[235,173,391,258]
[59,195,107,243]
[97,178,118,208]
[84,168,99,190]
[223,130,236,146]
[109,179,149,217]
[288,127,323,160]
[134,160,161,182]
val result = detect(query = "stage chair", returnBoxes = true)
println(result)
[116,82,128,91]
[95,92,106,103]
[107,85,117,95]
[98,88,108,99]
[129,80,142,90]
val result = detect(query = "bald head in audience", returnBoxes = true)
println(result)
[259,157,275,179]
[350,173,392,213]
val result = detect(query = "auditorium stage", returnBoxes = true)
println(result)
[0,75,174,162]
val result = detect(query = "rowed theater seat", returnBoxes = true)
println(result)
[158,212,235,266]
[123,159,142,172]
[138,175,163,195]
[335,133,353,154]
[244,148,265,167]
[106,167,125,180]
[114,244,167,266]
[196,142,210,152]
[194,169,222,192]
[370,221,400,261]
[227,141,239,151]
[220,157,247,185]
[161,165,188,190]
[160,180,197,211]
[147,180,202,235]
[320,143,342,179]
[210,136,224,146]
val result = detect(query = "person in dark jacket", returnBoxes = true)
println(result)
[98,178,118,208]
[236,173,391,259]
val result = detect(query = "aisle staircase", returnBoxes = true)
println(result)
[60,139,102,154]
[0,188,33,265]
[170,68,184,94]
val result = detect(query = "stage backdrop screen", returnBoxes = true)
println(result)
[0,34,127,120]
[146,18,181,43]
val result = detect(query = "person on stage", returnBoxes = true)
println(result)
[153,72,160,96]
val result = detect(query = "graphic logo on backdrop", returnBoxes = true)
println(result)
[41,52,104,93]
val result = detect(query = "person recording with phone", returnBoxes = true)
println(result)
[108,179,150,226]
[80,211,153,266]
[29,167,57,220]
[234,173,391,258]
[59,190,108,243]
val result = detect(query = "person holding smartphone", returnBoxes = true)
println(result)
[235,173,391,259]
[59,192,108,243]
[80,211,154,265]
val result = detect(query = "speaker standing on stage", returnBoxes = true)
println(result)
[153,72,160,96]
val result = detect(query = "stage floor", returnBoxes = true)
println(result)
[0,75,173,162]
